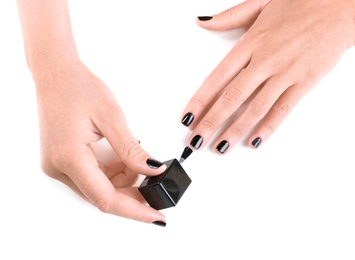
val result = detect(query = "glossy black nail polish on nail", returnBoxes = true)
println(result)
[216,140,229,154]
[181,112,194,126]
[152,221,166,227]
[146,158,163,169]
[252,137,262,148]
[198,16,213,21]
[190,135,203,149]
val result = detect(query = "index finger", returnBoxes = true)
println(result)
[180,40,250,129]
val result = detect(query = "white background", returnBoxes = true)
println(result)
[1,1,355,259]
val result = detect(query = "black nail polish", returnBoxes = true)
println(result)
[252,137,262,148]
[146,158,163,169]
[181,112,194,126]
[152,221,166,227]
[198,16,213,21]
[216,140,229,154]
[179,146,193,163]
[190,135,203,149]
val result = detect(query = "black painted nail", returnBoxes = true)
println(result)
[198,16,213,21]
[190,135,203,149]
[181,112,194,126]
[216,140,229,154]
[152,221,166,227]
[252,137,262,148]
[146,158,163,169]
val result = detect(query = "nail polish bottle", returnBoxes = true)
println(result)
[138,159,192,210]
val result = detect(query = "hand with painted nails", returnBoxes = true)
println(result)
[17,0,167,226]
[181,0,355,154]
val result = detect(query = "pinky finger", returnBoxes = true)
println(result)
[248,84,307,149]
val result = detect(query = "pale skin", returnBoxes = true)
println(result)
[16,0,355,224]
[182,0,355,154]
[16,0,167,226]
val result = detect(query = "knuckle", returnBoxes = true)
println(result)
[304,68,319,84]
[93,195,113,214]
[191,94,206,110]
[230,125,244,139]
[263,123,275,136]
[249,97,271,116]
[40,146,73,178]
[207,69,227,86]
[40,159,60,179]
[199,119,216,133]
[39,150,73,182]
[122,138,144,160]
[51,148,74,172]
[225,6,237,20]
[222,87,244,106]
[276,102,292,116]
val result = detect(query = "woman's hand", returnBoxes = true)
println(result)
[35,59,167,224]
[181,0,355,154]
[17,0,167,226]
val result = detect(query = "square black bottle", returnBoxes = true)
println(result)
[138,159,192,210]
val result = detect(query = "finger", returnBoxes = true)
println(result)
[118,186,147,204]
[187,65,268,150]
[98,160,140,188]
[94,101,167,176]
[213,75,290,154]
[180,40,251,128]
[196,0,271,31]
[45,169,88,201]
[66,145,166,224]
[247,83,309,149]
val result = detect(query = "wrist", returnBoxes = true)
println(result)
[29,46,80,85]
[341,0,355,47]
[350,0,355,46]
[17,0,80,80]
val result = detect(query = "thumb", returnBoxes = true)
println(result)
[196,0,271,31]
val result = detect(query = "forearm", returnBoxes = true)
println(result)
[16,0,79,77]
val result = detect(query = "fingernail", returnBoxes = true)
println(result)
[252,137,262,148]
[216,140,229,154]
[146,158,164,169]
[198,16,213,21]
[152,221,166,227]
[181,112,194,126]
[190,135,203,149]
